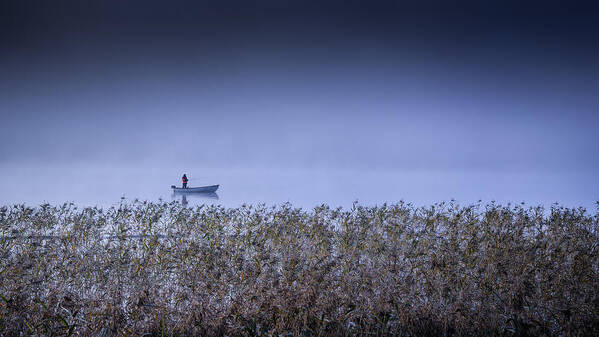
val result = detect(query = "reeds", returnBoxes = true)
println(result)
[0,201,597,336]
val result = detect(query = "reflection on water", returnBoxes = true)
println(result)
[0,165,596,210]
[172,192,219,206]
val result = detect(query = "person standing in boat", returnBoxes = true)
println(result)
[182,174,189,188]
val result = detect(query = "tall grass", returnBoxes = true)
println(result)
[0,201,598,336]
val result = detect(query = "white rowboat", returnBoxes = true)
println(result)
[171,185,219,193]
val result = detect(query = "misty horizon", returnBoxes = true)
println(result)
[1,0,597,208]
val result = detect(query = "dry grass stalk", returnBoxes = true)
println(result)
[0,201,597,336]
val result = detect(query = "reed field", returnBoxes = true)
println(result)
[0,200,598,336]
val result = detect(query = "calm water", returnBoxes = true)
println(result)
[0,164,596,211]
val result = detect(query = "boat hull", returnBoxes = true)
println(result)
[171,185,219,193]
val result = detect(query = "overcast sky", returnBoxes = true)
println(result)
[1,0,598,171]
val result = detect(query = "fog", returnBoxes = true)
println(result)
[1,0,598,209]
[3,47,598,167]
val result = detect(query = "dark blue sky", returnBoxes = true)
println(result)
[1,0,598,172]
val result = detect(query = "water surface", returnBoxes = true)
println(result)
[1,164,596,211]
